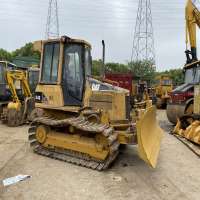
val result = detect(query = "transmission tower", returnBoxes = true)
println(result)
[131,0,156,65]
[45,0,59,39]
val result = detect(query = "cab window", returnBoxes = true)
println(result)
[85,48,92,76]
[63,44,84,101]
[161,79,172,86]
[41,42,60,83]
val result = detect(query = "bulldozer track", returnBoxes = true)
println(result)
[28,116,119,171]
[33,116,111,134]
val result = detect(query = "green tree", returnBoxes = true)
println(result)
[92,59,156,84]
[106,62,129,73]
[156,68,184,86]
[0,49,12,61]
[92,60,129,76]
[92,59,102,76]
[128,60,156,83]
[0,43,41,64]
[12,43,40,59]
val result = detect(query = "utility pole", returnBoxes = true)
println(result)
[131,0,156,66]
[45,0,59,39]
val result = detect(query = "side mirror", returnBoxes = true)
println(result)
[33,40,42,52]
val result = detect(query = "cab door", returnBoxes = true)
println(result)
[62,44,84,106]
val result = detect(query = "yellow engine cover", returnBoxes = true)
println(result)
[136,106,164,168]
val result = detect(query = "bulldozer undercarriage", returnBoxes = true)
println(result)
[28,116,121,171]
[28,106,163,170]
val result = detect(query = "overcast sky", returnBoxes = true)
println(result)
[1,0,200,71]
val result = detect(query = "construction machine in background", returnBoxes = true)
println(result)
[0,60,40,126]
[173,84,200,153]
[1,69,35,127]
[105,73,137,106]
[154,75,173,109]
[105,73,151,108]
[172,0,200,152]
[0,61,18,120]
[0,61,17,100]
[166,0,200,125]
[28,36,163,171]
[100,41,150,107]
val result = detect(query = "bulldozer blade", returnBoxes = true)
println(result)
[136,106,164,168]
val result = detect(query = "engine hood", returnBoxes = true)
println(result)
[88,78,129,94]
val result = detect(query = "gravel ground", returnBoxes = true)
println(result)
[0,110,200,200]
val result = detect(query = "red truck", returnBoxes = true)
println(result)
[105,73,133,93]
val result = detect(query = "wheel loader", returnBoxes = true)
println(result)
[1,69,35,127]
[154,75,173,109]
[28,36,163,170]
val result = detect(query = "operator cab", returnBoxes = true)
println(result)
[38,36,92,106]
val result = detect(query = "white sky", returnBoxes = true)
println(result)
[1,0,200,71]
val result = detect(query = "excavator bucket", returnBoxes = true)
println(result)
[136,106,164,168]
[173,117,200,145]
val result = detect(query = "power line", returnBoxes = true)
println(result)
[45,0,59,39]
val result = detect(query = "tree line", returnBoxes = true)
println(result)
[93,59,184,86]
[0,43,40,62]
[0,43,184,86]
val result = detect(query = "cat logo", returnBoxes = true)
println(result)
[92,83,100,91]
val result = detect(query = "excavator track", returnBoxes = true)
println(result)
[28,116,119,171]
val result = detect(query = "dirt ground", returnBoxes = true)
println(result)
[0,110,200,200]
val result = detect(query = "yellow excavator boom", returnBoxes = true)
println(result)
[185,0,200,62]
[5,70,32,105]
[3,69,34,126]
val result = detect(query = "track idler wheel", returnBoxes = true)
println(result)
[36,125,49,144]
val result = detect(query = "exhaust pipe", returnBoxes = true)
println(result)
[101,40,105,78]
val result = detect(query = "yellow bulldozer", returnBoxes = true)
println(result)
[154,75,173,108]
[28,36,163,170]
